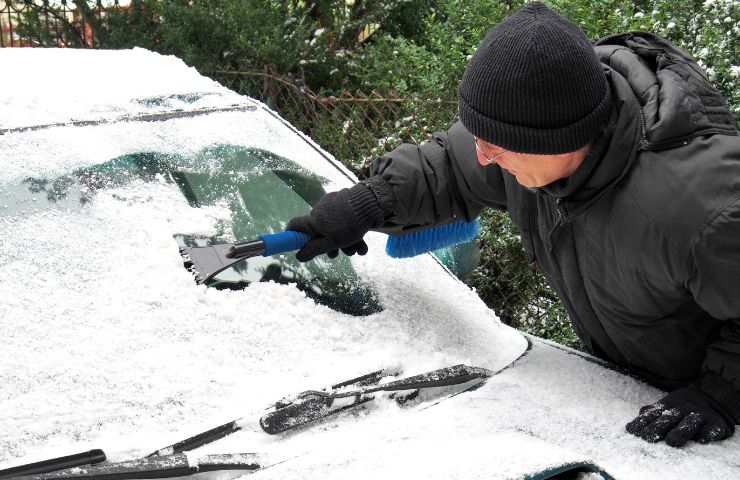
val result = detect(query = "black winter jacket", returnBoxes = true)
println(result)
[365,33,740,410]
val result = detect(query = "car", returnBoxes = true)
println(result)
[1,47,739,480]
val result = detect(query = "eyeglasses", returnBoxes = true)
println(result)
[474,137,506,165]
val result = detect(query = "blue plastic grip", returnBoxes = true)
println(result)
[259,231,310,256]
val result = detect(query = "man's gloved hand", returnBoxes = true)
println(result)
[286,182,386,262]
[626,383,737,447]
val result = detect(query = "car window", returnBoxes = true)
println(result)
[1,144,382,316]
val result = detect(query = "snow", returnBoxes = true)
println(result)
[1,47,527,474]
[201,339,740,479]
[0,168,525,449]
[1,47,739,479]
[0,48,247,131]
[0,173,528,475]
[473,342,740,478]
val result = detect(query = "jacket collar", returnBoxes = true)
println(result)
[538,67,643,215]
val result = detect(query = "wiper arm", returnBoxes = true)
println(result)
[4,453,260,480]
[0,450,106,479]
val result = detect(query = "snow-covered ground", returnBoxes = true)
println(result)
[1,48,738,479]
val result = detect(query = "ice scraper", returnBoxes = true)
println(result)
[180,230,310,284]
[180,219,479,284]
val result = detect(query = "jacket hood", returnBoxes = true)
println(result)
[594,32,737,150]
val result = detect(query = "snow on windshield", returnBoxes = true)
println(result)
[0,70,527,473]
[0,165,525,467]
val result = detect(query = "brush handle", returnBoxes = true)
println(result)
[259,231,310,256]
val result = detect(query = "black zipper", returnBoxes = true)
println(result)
[555,198,568,223]
[642,128,739,151]
[546,198,569,253]
[639,125,736,152]
[637,109,649,150]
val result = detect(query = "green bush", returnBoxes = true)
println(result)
[550,0,739,119]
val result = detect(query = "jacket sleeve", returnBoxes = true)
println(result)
[687,199,740,417]
[367,120,508,227]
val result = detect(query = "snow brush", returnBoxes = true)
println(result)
[180,219,479,284]
[385,218,479,258]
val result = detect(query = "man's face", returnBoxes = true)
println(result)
[475,137,589,188]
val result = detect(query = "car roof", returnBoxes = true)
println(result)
[0,47,245,131]
[2,48,739,479]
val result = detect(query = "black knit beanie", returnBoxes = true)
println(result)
[458,2,611,154]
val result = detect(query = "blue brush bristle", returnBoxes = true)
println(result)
[385,219,480,258]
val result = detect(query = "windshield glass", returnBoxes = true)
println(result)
[1,144,381,316]
[1,50,530,476]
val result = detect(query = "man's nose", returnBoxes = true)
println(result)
[477,149,505,167]
[476,149,493,166]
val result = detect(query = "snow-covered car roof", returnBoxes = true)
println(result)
[1,48,739,480]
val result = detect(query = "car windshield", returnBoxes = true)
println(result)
[0,144,382,316]
[2,50,535,479]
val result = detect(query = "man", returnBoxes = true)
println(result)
[286,2,740,447]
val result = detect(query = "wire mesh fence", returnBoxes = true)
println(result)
[0,0,117,48]
[212,68,459,175]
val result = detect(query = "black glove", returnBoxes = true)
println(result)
[286,182,387,262]
[625,377,739,447]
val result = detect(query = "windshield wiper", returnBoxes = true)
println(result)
[0,450,106,479]
[5,453,259,480]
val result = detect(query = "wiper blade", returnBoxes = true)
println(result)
[260,364,492,434]
[146,367,401,458]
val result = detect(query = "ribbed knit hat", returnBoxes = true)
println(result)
[458,2,611,154]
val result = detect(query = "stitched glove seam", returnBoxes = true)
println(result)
[360,176,396,220]
[347,183,386,229]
